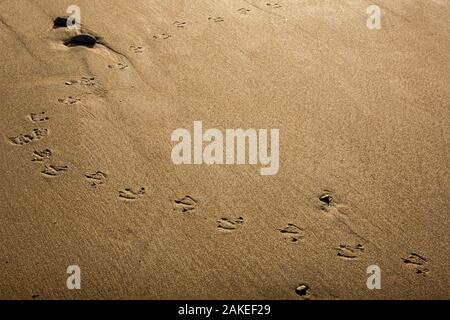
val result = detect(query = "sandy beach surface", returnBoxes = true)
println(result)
[0,0,449,299]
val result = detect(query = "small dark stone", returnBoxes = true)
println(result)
[319,194,333,205]
[295,284,309,296]
[53,17,68,29]
[64,34,97,48]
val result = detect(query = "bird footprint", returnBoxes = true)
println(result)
[237,8,251,15]
[173,20,187,28]
[119,187,145,200]
[58,96,81,105]
[402,253,430,276]
[85,171,107,187]
[9,129,48,146]
[32,149,52,162]
[208,16,224,23]
[66,76,96,87]
[108,62,129,70]
[278,224,304,243]
[217,217,244,232]
[41,165,68,177]
[266,3,282,9]
[30,112,49,123]
[174,196,198,213]
[130,45,144,54]
[335,244,365,259]
[153,33,172,40]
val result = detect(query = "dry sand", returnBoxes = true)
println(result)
[0,0,449,299]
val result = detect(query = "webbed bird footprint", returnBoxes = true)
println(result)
[58,96,81,105]
[237,8,251,15]
[208,16,224,23]
[266,3,283,9]
[41,165,68,177]
[217,217,244,232]
[402,253,430,276]
[85,171,107,187]
[30,112,49,123]
[119,187,145,200]
[278,224,304,243]
[174,196,198,213]
[153,33,172,40]
[108,62,129,70]
[173,21,187,28]
[9,129,48,146]
[65,76,96,87]
[32,149,52,162]
[335,244,365,259]
[129,45,144,54]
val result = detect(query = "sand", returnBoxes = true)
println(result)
[0,0,449,299]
